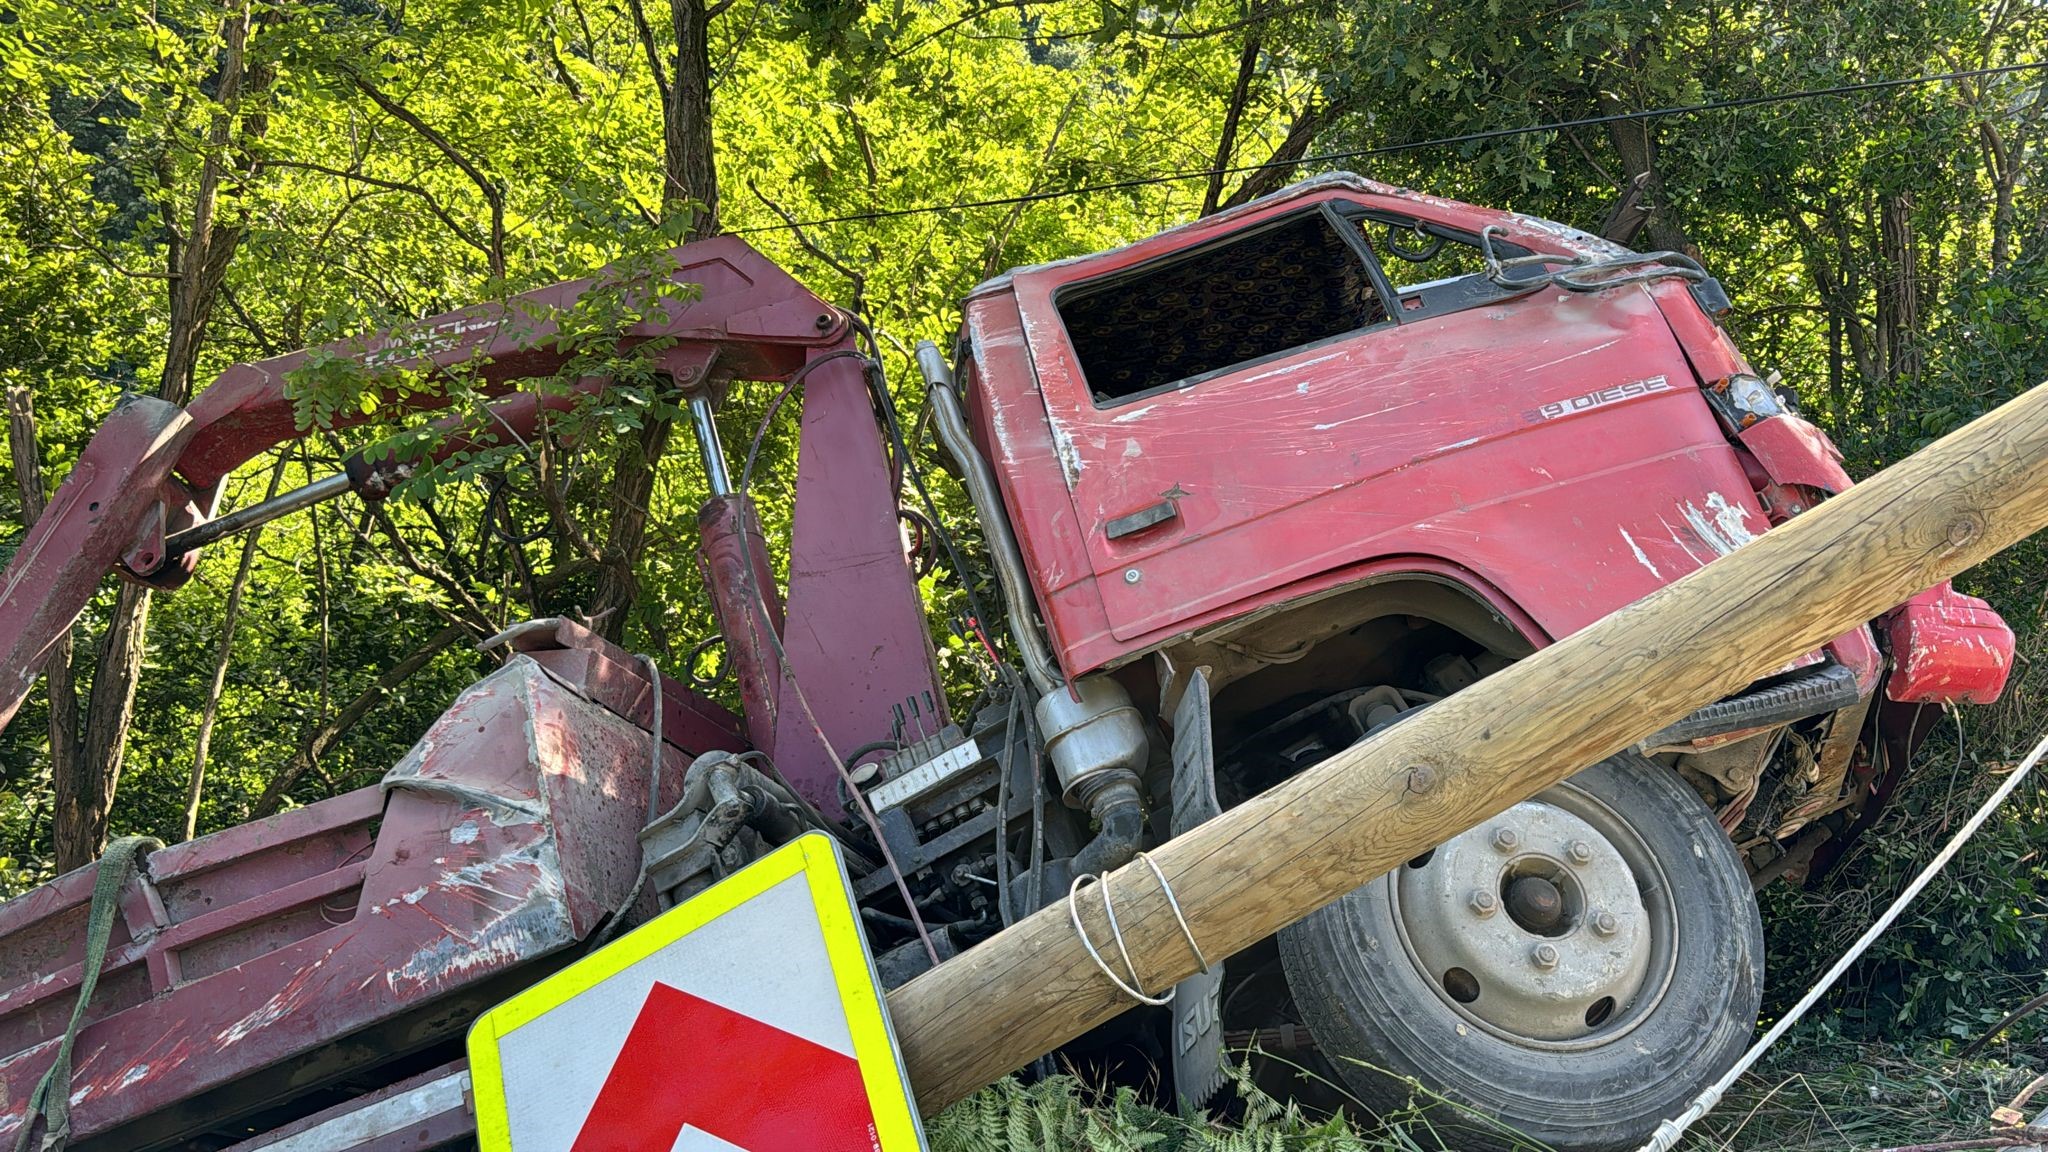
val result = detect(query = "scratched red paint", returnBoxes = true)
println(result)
[1885,583,2015,705]
[957,173,2010,707]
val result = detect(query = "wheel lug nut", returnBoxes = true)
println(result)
[1566,840,1594,865]
[1491,828,1520,852]
[1590,910,1619,937]
[1531,943,1560,970]
[1468,890,1498,917]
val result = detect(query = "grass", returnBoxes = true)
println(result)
[1687,1033,2047,1150]
[931,1033,2048,1151]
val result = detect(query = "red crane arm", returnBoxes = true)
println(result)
[0,236,850,734]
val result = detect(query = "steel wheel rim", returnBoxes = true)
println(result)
[1385,780,1681,1051]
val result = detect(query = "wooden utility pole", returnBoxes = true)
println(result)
[888,380,2048,1114]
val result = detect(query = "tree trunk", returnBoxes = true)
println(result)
[1784,198,1879,415]
[1202,10,1263,218]
[587,0,721,640]
[162,0,263,405]
[1827,309,1847,434]
[58,0,273,868]
[661,0,719,229]
[1219,100,1330,211]
[66,585,151,869]
[184,458,286,840]
[4,385,80,859]
[1598,98,1695,258]
[587,413,678,642]
[1877,191,1921,391]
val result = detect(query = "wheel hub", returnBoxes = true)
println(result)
[1394,798,1652,1041]
[1504,874,1564,933]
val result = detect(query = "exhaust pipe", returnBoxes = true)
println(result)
[914,341,1062,695]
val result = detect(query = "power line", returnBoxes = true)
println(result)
[730,60,2048,235]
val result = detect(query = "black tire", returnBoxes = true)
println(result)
[1276,752,1762,1152]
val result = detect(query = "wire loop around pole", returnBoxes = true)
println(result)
[1069,872,1171,1006]
[1068,853,1211,1006]
[1135,851,1210,975]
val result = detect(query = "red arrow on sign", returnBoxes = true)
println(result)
[569,981,881,1152]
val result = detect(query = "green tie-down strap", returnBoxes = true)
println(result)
[14,836,162,1152]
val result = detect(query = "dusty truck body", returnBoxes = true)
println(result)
[0,173,2015,1152]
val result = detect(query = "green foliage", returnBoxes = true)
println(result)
[0,0,2041,1125]
[932,1068,1392,1152]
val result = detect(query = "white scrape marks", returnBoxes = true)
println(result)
[1621,528,1663,579]
[1657,515,1707,565]
[1313,398,1427,431]
[1678,492,1763,556]
[1045,410,1084,486]
[1523,338,1620,373]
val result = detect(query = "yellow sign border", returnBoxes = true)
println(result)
[467,833,926,1151]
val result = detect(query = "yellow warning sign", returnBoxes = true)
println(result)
[468,833,926,1151]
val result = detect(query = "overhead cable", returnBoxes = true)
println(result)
[730,62,2048,235]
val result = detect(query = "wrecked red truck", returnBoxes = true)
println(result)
[0,173,2015,1152]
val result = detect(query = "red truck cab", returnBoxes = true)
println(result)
[961,171,2005,758]
[966,174,1962,680]
[953,173,2013,1148]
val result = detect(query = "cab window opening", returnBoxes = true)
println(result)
[1057,208,1392,405]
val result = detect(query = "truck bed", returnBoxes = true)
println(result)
[0,621,743,1151]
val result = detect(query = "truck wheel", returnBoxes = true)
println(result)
[1276,752,1762,1152]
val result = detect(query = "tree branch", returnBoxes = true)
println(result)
[623,0,673,100]
[345,68,508,278]
[535,426,606,565]
[1203,6,1265,217]
[1220,98,1331,210]
[542,16,585,101]
[250,624,468,817]
[184,456,287,840]
[980,89,1083,280]
[1146,1,1316,41]
[367,505,501,634]
[220,280,282,357]
[267,158,497,260]
[749,179,867,313]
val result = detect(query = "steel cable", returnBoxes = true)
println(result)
[1637,725,2048,1152]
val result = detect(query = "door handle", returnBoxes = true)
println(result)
[1106,499,1180,540]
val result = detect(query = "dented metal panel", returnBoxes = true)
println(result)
[0,654,680,1151]
[972,179,1777,671]
[501,615,748,757]
[1886,582,2017,705]
[1739,414,1856,494]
